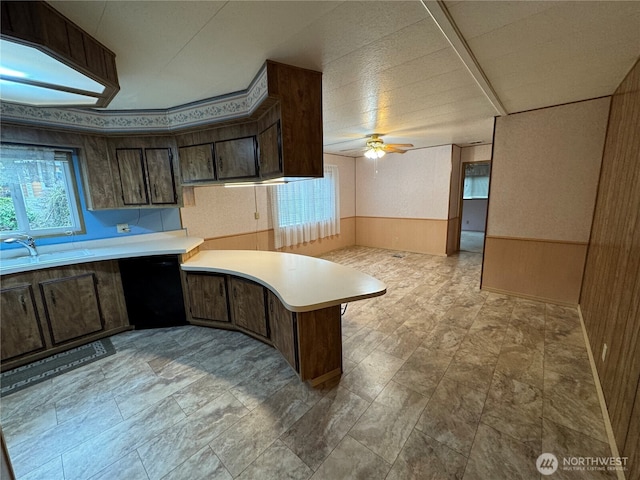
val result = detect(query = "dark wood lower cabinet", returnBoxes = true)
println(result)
[0,261,129,372]
[230,277,268,337]
[184,272,342,385]
[187,273,229,323]
[268,290,298,372]
[0,284,46,361]
[39,273,104,345]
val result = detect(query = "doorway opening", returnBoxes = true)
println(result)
[459,161,490,253]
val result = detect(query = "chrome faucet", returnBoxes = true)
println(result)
[4,235,38,257]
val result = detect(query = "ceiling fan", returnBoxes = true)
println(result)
[363,134,413,159]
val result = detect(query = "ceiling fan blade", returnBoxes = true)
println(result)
[384,146,408,154]
[385,143,414,148]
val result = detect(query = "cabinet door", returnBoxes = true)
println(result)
[259,121,282,178]
[145,148,177,204]
[215,136,258,180]
[0,285,46,361]
[230,277,267,337]
[116,148,148,205]
[267,290,298,372]
[187,273,229,323]
[40,273,104,345]
[179,144,216,183]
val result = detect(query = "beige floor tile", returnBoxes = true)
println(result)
[386,429,467,480]
[350,381,428,463]
[392,346,451,397]
[541,418,617,479]
[236,440,313,480]
[280,386,369,471]
[481,371,543,449]
[160,446,232,480]
[89,451,149,480]
[464,423,539,480]
[340,350,405,402]
[543,370,608,443]
[137,392,249,480]
[309,435,390,480]
[415,377,486,456]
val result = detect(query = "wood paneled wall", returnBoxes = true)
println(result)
[355,217,448,256]
[580,59,640,479]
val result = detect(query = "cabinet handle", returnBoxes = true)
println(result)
[51,291,57,306]
[219,156,224,173]
[19,295,27,313]
[219,283,223,297]
[154,184,158,198]
[233,286,237,298]
[270,299,274,315]
[138,185,143,199]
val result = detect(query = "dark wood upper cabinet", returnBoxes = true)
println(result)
[179,144,216,183]
[265,61,323,178]
[0,284,46,361]
[40,273,104,345]
[109,136,180,208]
[115,148,148,205]
[230,277,268,337]
[258,120,282,178]
[145,148,177,205]
[214,136,258,181]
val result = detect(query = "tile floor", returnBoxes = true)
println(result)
[459,231,484,253]
[1,246,615,479]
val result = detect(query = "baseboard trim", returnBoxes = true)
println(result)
[577,305,626,480]
[480,286,578,307]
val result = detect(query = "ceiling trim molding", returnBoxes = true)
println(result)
[0,64,268,133]
[420,0,508,116]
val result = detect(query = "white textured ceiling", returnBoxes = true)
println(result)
[49,1,640,155]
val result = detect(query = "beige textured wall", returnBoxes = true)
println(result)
[461,144,492,163]
[487,97,610,243]
[180,153,356,248]
[355,145,453,220]
[483,97,611,303]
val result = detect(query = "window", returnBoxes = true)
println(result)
[269,164,340,249]
[0,144,83,237]
[463,162,490,199]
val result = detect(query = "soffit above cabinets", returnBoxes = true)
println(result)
[13,1,640,154]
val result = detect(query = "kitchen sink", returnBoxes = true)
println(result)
[0,249,94,270]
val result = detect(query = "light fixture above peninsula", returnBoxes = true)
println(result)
[0,1,119,107]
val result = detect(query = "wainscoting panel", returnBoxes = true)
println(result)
[355,216,448,256]
[482,236,588,304]
[200,217,356,257]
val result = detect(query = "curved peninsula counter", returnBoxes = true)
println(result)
[181,250,386,385]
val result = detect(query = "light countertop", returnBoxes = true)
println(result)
[182,250,387,312]
[0,231,203,275]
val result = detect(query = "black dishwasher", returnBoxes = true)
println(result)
[119,255,187,329]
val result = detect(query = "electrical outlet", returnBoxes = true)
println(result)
[254,212,260,220]
[117,223,130,233]
[602,343,608,362]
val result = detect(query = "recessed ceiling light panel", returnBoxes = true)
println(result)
[0,1,119,107]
